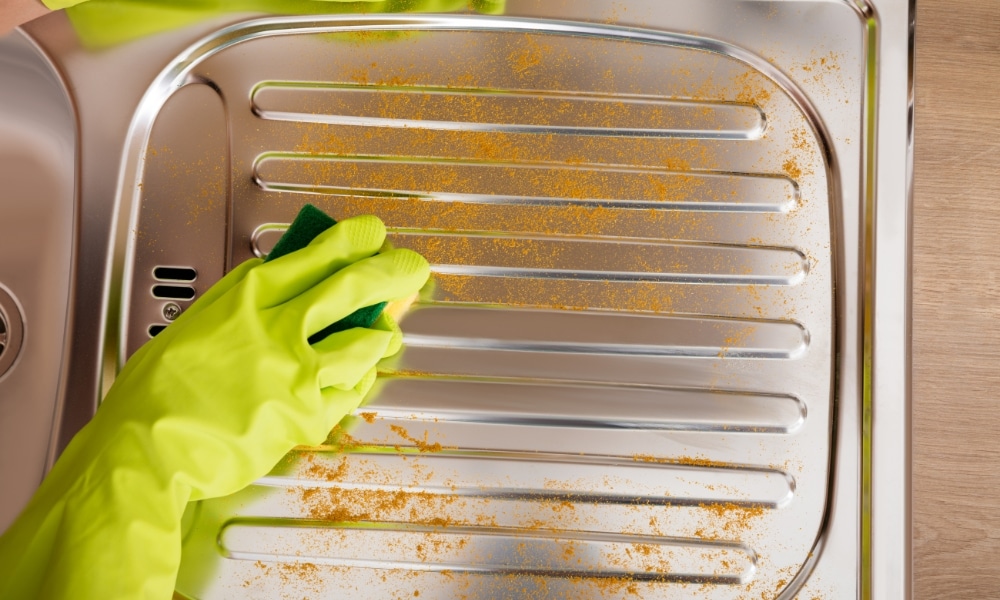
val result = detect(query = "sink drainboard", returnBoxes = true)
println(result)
[108,6,874,599]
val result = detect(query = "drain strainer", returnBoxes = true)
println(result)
[0,287,24,379]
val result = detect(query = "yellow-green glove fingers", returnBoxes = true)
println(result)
[369,311,405,359]
[353,366,380,398]
[345,314,404,403]
[312,327,394,390]
[250,215,387,307]
[293,248,430,338]
[318,381,372,440]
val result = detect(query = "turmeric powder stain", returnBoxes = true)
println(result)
[389,424,445,453]
[632,454,732,469]
[697,502,767,536]
[508,34,549,75]
[782,158,803,180]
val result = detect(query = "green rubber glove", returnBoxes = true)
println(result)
[0,215,430,599]
[48,0,506,49]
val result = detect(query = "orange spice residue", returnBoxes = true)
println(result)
[389,424,445,453]
[242,560,324,592]
[319,424,364,452]
[697,502,767,536]
[508,34,550,75]
[632,454,732,469]
[718,324,758,358]
[782,158,803,180]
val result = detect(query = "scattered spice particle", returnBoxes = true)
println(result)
[782,158,803,180]
[698,501,767,536]
[508,34,550,75]
[632,454,732,469]
[389,424,445,453]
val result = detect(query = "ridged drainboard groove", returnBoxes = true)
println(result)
[251,81,766,139]
[220,520,758,584]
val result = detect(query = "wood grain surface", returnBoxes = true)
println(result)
[912,1,1000,597]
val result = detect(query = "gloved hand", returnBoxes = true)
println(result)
[0,215,430,599]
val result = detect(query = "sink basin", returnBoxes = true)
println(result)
[1,1,913,597]
[0,30,76,534]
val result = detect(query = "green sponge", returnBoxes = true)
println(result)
[265,204,386,344]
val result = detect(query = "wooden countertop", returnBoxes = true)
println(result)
[913,1,1000,597]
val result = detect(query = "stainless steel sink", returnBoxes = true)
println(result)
[0,30,76,534]
[1,1,913,597]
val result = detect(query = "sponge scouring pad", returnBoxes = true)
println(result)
[265,204,387,344]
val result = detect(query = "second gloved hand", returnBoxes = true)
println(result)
[0,214,430,599]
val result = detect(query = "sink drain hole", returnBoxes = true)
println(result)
[0,287,24,378]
